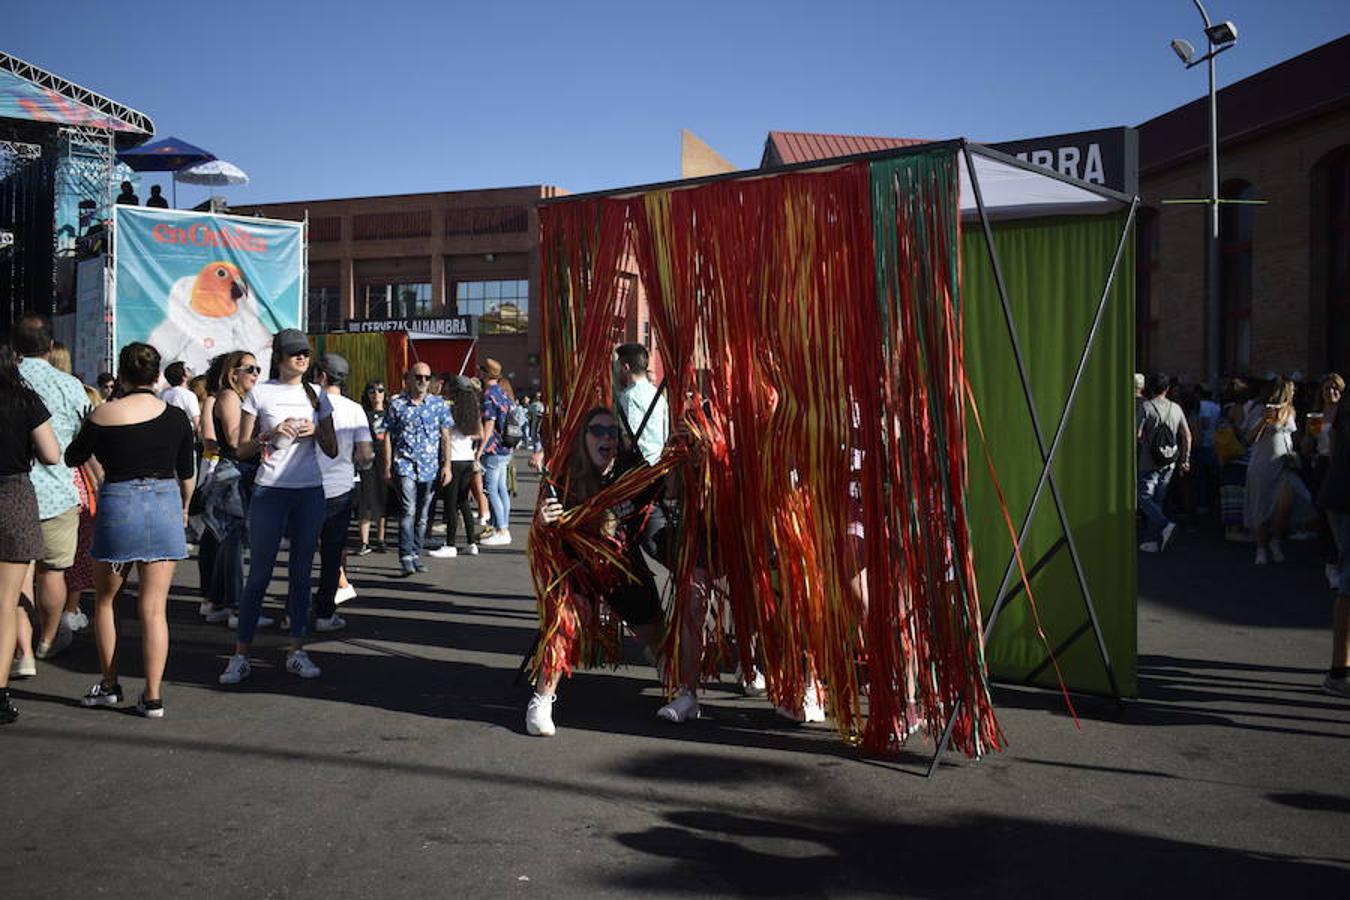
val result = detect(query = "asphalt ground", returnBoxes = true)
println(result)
[2,463,1348,898]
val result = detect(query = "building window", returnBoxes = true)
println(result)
[364,282,432,318]
[308,285,342,332]
[1135,208,1159,372]
[454,279,528,334]
[1327,149,1350,375]
[1219,180,1255,373]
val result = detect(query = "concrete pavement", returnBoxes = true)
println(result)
[2,465,1348,898]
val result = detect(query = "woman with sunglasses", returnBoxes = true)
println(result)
[526,406,685,736]
[356,380,390,554]
[198,350,263,626]
[219,330,337,685]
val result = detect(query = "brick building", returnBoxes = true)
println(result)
[234,185,565,390]
[1137,34,1350,380]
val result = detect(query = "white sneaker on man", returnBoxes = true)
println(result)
[285,649,321,679]
[657,688,700,723]
[742,670,767,697]
[334,584,358,605]
[428,545,458,559]
[526,692,556,736]
[481,530,512,547]
[466,543,479,556]
[218,654,251,685]
[315,614,347,633]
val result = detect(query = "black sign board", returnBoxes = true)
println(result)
[345,316,477,337]
[990,126,1138,196]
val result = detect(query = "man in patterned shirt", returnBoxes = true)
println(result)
[14,314,89,662]
[383,361,453,576]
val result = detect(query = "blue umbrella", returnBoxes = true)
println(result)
[116,136,217,207]
[116,136,216,172]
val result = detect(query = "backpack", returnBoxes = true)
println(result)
[499,402,529,449]
[1146,399,1179,467]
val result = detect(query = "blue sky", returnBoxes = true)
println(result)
[8,1,1348,205]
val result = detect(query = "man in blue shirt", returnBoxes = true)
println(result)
[477,357,515,546]
[14,314,89,662]
[383,361,452,575]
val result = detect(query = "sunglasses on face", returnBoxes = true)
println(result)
[587,424,620,439]
[288,349,311,359]
[367,386,385,394]
[235,364,262,375]
[411,374,431,382]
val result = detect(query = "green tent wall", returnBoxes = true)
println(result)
[962,212,1138,697]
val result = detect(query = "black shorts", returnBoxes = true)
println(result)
[604,564,662,627]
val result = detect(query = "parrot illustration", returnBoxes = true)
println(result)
[146,261,275,374]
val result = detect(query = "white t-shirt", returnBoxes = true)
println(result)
[319,393,373,499]
[161,385,201,425]
[449,427,475,462]
[244,380,333,489]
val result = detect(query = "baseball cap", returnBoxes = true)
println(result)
[274,328,310,357]
[318,352,350,381]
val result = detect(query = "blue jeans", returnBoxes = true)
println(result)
[1138,466,1175,544]
[483,453,511,530]
[397,476,435,560]
[237,485,325,644]
[314,490,353,621]
[1327,510,1350,594]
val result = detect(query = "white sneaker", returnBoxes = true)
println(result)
[480,530,512,547]
[204,605,231,624]
[1326,563,1341,592]
[657,688,699,723]
[1139,541,1160,553]
[10,654,36,678]
[285,649,321,679]
[315,614,347,633]
[1254,547,1269,566]
[466,543,479,556]
[1269,539,1285,564]
[742,671,767,697]
[198,599,213,616]
[428,545,458,559]
[526,692,556,736]
[334,584,358,606]
[218,654,251,685]
[228,612,275,630]
[35,625,73,659]
[62,610,89,633]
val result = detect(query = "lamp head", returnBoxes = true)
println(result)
[1205,21,1238,46]
[1170,38,1196,64]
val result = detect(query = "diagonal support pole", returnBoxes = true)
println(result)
[926,147,1138,776]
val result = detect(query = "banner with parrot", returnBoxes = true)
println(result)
[112,206,304,375]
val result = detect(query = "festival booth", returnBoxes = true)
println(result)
[530,140,1136,768]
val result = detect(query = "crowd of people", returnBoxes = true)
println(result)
[1135,370,1350,698]
[0,312,539,723]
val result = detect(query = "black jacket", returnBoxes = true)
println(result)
[1318,408,1350,511]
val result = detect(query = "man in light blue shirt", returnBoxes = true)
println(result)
[615,343,667,466]
[15,314,89,660]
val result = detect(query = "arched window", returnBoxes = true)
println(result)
[1324,149,1350,374]
[1219,180,1255,373]
[1135,208,1159,372]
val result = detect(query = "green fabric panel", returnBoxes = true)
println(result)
[961,213,1137,697]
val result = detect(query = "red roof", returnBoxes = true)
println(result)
[761,131,929,167]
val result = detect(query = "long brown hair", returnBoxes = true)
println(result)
[218,350,256,398]
[449,385,481,439]
[562,406,616,505]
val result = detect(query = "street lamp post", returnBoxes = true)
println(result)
[1171,2,1237,387]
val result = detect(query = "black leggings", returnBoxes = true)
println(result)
[444,460,479,546]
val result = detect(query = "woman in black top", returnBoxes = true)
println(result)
[356,380,389,553]
[0,346,61,724]
[65,342,195,718]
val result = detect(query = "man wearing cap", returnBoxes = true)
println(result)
[477,358,515,546]
[384,361,453,575]
[312,353,373,629]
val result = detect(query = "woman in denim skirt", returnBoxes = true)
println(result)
[66,343,196,718]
